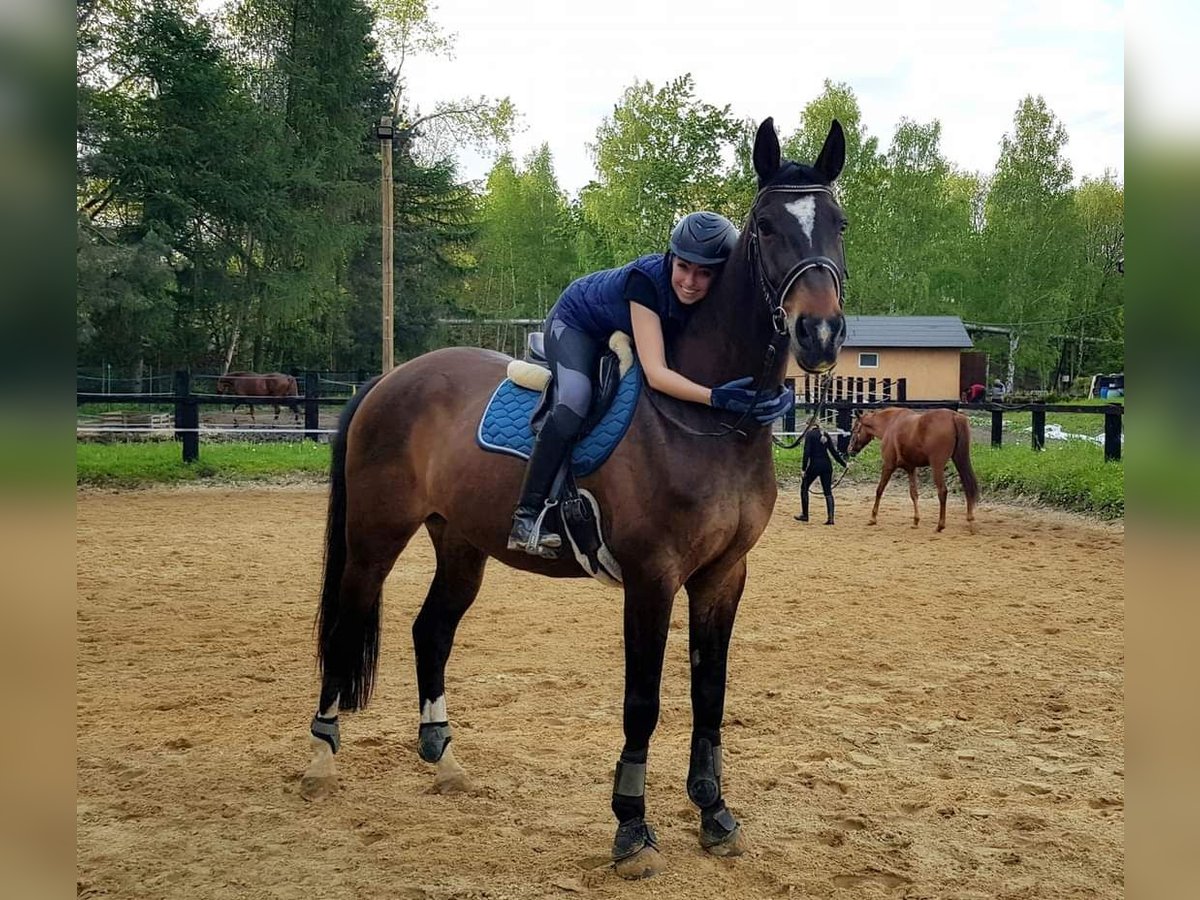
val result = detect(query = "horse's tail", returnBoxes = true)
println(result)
[316,374,385,710]
[952,413,979,504]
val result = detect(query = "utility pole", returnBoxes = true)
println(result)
[376,116,395,373]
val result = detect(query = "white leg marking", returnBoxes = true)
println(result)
[320,697,340,718]
[785,197,816,243]
[421,694,448,723]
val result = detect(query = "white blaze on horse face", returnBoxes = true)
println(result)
[785,196,817,244]
[421,694,448,724]
[816,319,832,348]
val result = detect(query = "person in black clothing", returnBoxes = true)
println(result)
[794,423,847,525]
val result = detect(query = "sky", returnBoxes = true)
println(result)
[397,0,1124,194]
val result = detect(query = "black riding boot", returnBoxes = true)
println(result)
[794,482,810,521]
[508,417,573,558]
[824,492,835,525]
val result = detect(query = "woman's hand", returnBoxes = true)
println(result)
[750,386,795,424]
[709,377,760,413]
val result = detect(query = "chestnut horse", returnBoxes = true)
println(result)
[215,371,300,421]
[848,407,979,532]
[301,119,849,878]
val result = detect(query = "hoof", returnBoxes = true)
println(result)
[936,523,945,532]
[703,824,748,857]
[700,803,746,856]
[430,745,477,795]
[614,846,665,880]
[300,774,337,801]
[301,734,337,801]
[612,818,662,879]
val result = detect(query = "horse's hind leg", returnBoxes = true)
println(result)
[302,520,421,801]
[685,556,750,860]
[932,463,949,532]
[412,518,488,795]
[908,469,920,527]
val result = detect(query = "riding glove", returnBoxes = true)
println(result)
[752,386,795,425]
[709,376,760,413]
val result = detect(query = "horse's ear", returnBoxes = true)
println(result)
[814,119,846,183]
[753,117,781,186]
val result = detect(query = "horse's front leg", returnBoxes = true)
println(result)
[684,556,750,858]
[907,468,920,527]
[869,463,895,525]
[610,575,674,880]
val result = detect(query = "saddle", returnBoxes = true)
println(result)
[520,331,628,436]
[481,332,637,586]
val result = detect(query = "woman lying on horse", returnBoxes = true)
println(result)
[509,212,796,557]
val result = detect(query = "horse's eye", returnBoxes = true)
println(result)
[758,218,775,237]
[840,219,849,234]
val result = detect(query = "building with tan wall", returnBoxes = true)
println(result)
[786,316,973,402]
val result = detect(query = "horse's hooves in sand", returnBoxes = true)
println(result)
[703,825,749,857]
[299,774,337,801]
[429,746,478,795]
[614,846,666,880]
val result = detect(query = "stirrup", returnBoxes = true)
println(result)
[508,503,562,558]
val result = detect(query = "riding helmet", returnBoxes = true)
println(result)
[669,211,739,266]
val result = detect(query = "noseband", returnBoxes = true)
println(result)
[746,184,846,336]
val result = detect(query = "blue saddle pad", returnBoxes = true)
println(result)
[476,364,642,477]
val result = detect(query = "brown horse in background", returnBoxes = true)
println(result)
[848,407,979,532]
[301,118,850,878]
[215,372,300,421]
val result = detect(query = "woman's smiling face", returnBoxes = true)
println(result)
[670,257,716,305]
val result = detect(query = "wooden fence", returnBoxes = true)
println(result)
[780,378,1123,462]
[77,371,1124,464]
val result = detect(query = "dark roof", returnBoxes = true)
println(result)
[843,316,972,349]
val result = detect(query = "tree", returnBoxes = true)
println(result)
[974,95,1081,387]
[866,118,976,315]
[582,75,743,264]
[780,81,885,311]
[366,0,514,164]
[1068,174,1124,376]
[78,1,280,370]
[467,145,578,321]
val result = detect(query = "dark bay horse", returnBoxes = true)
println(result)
[848,407,980,532]
[302,118,849,878]
[215,371,300,420]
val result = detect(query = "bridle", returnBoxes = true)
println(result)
[648,183,846,439]
[745,183,847,337]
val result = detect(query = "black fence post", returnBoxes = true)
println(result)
[783,377,796,433]
[174,370,199,463]
[1031,405,1046,451]
[836,406,852,456]
[897,378,907,402]
[868,377,877,403]
[304,372,320,441]
[991,408,1004,448]
[1104,408,1122,462]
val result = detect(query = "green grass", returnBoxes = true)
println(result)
[76,441,331,488]
[80,435,1123,519]
[774,438,1123,519]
